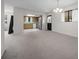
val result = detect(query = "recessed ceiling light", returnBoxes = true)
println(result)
[26,14,35,16]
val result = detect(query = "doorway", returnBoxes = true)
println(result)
[8,15,14,34]
[24,16,39,29]
[47,15,52,31]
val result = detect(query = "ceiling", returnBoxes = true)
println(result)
[4,0,78,13]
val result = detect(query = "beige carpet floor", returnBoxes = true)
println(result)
[2,29,78,59]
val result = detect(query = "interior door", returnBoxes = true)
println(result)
[47,23,52,30]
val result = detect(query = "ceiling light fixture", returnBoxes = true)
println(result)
[27,14,35,16]
[53,0,63,13]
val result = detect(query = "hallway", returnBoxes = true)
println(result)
[2,29,77,59]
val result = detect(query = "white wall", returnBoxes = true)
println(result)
[38,17,42,30]
[42,14,47,30]
[4,12,13,31]
[4,5,14,31]
[63,3,78,11]
[14,7,26,34]
[1,0,5,56]
[51,9,78,37]
[45,3,78,37]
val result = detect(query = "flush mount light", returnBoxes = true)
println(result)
[53,0,63,13]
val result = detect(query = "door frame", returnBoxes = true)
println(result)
[46,15,52,31]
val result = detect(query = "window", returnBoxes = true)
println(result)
[65,10,72,22]
[28,17,31,22]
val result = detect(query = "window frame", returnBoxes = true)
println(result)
[65,10,72,22]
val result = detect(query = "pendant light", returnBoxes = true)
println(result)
[53,0,63,13]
